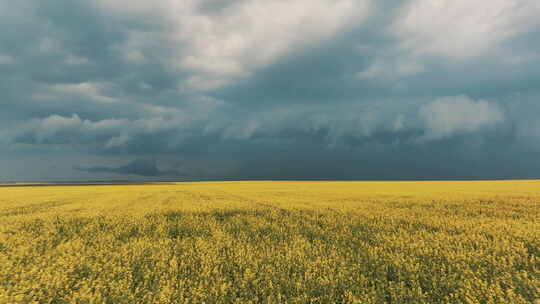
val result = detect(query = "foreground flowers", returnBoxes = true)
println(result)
[0,181,538,303]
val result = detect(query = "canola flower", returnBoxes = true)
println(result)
[0,181,539,303]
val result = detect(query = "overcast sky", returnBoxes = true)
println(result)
[1,0,540,181]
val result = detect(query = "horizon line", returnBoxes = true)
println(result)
[2,177,540,187]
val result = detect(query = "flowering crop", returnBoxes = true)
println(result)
[0,181,539,303]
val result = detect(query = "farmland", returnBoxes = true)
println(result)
[0,181,539,303]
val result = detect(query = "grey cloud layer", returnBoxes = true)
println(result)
[1,0,540,180]
[75,159,180,177]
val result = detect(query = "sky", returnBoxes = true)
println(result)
[1,0,540,181]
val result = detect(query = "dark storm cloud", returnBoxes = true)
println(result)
[75,159,180,177]
[1,0,540,181]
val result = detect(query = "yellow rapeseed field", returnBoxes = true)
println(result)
[0,181,539,303]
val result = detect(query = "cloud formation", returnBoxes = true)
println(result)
[394,0,540,60]
[1,0,540,181]
[75,159,180,177]
[420,96,505,140]
[94,0,371,91]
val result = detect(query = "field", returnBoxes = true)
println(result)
[0,181,539,303]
